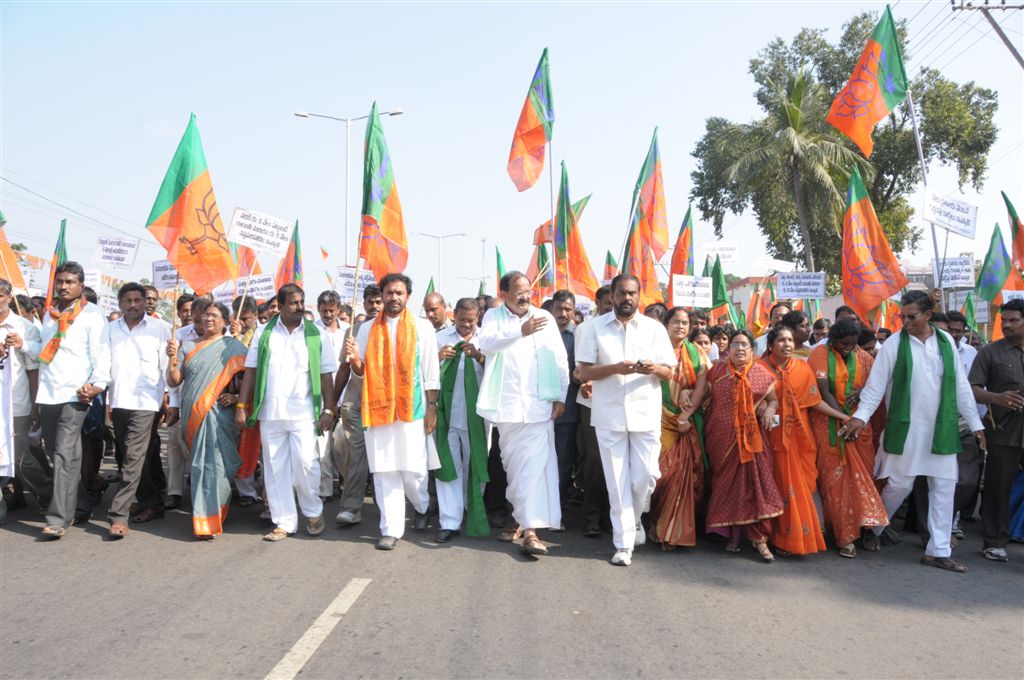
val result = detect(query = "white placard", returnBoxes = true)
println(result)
[777,271,826,300]
[92,235,139,269]
[333,266,378,303]
[705,242,737,267]
[227,208,295,257]
[757,256,797,273]
[923,190,978,239]
[211,281,235,306]
[574,297,593,318]
[236,274,276,303]
[932,257,974,289]
[975,300,990,324]
[671,275,713,308]
[1001,290,1024,303]
[99,295,120,316]
[152,260,181,291]
[83,270,101,291]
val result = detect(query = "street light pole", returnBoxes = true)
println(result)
[294,108,404,266]
[413,232,467,295]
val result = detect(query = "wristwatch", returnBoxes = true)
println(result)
[322,408,335,416]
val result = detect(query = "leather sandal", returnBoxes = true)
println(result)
[109,523,129,539]
[521,535,548,556]
[498,525,523,542]
[40,526,65,539]
[263,528,289,542]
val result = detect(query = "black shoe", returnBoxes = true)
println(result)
[583,522,601,537]
[434,529,459,543]
[164,494,182,510]
[414,511,429,531]
[376,536,399,551]
[881,526,902,546]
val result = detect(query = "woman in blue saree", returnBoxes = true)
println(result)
[167,302,248,540]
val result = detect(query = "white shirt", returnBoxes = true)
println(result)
[476,305,569,424]
[957,339,986,420]
[105,316,171,412]
[0,312,41,417]
[436,324,484,429]
[245,320,339,421]
[575,311,677,432]
[853,329,983,480]
[36,302,110,405]
[167,323,202,408]
[314,318,350,362]
[356,314,442,395]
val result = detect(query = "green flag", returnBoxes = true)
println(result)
[426,276,436,296]
[976,223,1015,302]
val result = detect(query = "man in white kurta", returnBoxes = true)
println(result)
[352,274,440,550]
[843,291,984,571]
[238,284,338,541]
[313,289,349,498]
[433,298,485,542]
[476,272,569,557]
[576,275,677,566]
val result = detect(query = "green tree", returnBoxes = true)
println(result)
[690,11,999,278]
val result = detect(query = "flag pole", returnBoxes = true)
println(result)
[906,89,946,306]
[171,275,180,333]
[548,141,558,290]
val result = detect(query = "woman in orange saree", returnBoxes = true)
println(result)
[167,302,248,540]
[759,326,848,556]
[807,319,889,558]
[704,329,783,561]
[649,307,708,549]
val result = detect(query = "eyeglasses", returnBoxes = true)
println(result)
[729,343,752,350]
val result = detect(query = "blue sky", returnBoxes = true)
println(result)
[1,1,1021,302]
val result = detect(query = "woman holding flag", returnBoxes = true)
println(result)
[808,319,889,558]
[648,307,708,549]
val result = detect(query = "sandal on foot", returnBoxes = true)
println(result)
[498,525,523,543]
[41,526,65,539]
[754,541,775,562]
[838,544,857,558]
[861,531,881,552]
[724,542,741,553]
[521,535,548,556]
[306,515,325,536]
[920,555,968,573]
[109,523,129,539]
[263,528,289,542]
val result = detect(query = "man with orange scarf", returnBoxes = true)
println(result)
[347,273,441,551]
[37,261,110,539]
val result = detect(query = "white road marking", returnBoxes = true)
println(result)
[264,577,372,680]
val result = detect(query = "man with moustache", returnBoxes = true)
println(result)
[476,271,569,558]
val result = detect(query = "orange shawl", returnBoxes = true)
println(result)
[362,308,421,427]
[38,298,87,364]
[761,356,819,457]
[728,358,765,464]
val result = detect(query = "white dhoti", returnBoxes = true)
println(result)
[260,419,323,534]
[496,421,560,530]
[437,427,472,531]
[595,428,661,550]
[873,472,956,558]
[366,419,436,538]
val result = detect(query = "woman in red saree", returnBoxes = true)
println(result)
[759,326,848,556]
[704,329,783,561]
[649,307,708,549]
[808,319,889,558]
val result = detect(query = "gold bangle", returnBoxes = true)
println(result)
[235,402,249,410]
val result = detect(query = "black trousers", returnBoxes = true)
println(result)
[554,421,578,505]
[983,442,1024,548]
[484,429,509,520]
[578,406,610,528]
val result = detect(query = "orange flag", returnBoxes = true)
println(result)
[747,285,766,336]
[841,166,908,323]
[507,49,554,192]
[0,227,27,292]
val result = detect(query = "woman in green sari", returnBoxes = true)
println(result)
[166,302,248,540]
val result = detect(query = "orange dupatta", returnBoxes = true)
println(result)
[762,356,818,456]
[728,358,765,464]
[362,308,420,427]
[38,298,87,364]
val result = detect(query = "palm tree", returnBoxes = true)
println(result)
[721,68,869,272]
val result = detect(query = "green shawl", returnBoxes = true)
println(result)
[248,315,323,429]
[435,341,490,537]
[826,343,858,460]
[660,340,708,470]
[883,325,961,455]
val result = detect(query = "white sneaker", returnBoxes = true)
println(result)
[611,549,633,566]
[633,522,646,547]
[336,510,360,525]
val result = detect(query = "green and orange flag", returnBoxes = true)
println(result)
[507,48,554,192]
[45,219,68,306]
[666,205,695,306]
[976,223,1024,341]
[1003,192,1024,270]
[553,162,599,299]
[841,165,908,323]
[360,102,408,282]
[230,243,261,278]
[425,276,436,296]
[628,128,669,260]
[747,284,767,336]
[274,221,303,290]
[146,114,237,295]
[826,5,908,157]
[709,255,738,326]
[0,222,27,294]
[603,251,617,284]
[527,243,553,306]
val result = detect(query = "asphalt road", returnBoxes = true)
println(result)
[2,488,1022,680]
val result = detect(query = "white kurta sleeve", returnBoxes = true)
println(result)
[851,337,895,423]
[574,317,598,364]
[419,319,441,390]
[318,328,340,374]
[88,316,111,389]
[543,312,569,398]
[950,334,984,432]
[477,307,524,355]
[244,328,261,368]
[19,321,41,368]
